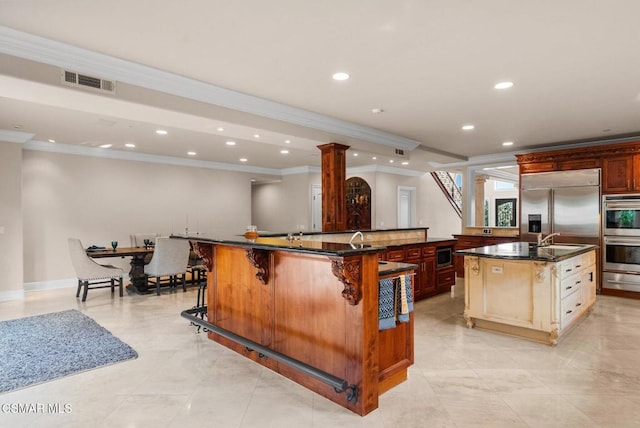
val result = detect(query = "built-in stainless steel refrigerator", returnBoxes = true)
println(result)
[520,168,601,246]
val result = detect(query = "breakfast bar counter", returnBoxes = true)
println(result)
[174,233,417,416]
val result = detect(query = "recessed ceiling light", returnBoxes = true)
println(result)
[372,156,377,160]
[250,179,256,182]
[240,158,248,162]
[462,125,475,131]
[48,139,56,143]
[353,153,359,157]
[226,141,236,146]
[13,124,22,129]
[285,140,291,144]
[494,81,514,90]
[253,134,260,139]
[99,144,112,148]
[125,143,136,148]
[217,127,224,132]
[402,161,409,165]
[371,108,384,114]
[187,151,197,156]
[502,141,514,146]
[389,159,394,163]
[155,129,168,135]
[332,72,350,81]
[280,149,289,154]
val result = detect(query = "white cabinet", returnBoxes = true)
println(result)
[464,250,596,345]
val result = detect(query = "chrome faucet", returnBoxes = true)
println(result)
[538,232,560,247]
[349,231,364,245]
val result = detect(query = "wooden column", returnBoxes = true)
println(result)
[318,143,349,231]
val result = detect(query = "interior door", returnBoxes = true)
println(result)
[398,187,416,228]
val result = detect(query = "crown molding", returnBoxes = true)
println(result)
[0,129,35,144]
[347,164,424,177]
[280,166,321,176]
[0,25,421,151]
[22,140,284,175]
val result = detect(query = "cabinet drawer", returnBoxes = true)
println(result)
[456,239,482,248]
[422,246,436,257]
[387,249,405,262]
[560,272,583,299]
[406,247,422,259]
[561,288,584,328]
[436,268,455,287]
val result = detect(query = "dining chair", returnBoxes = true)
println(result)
[144,237,190,295]
[68,238,124,302]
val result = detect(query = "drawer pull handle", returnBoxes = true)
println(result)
[576,303,582,307]
[565,268,573,273]
[566,310,573,315]
[566,286,572,290]
[575,264,582,268]
[576,280,581,285]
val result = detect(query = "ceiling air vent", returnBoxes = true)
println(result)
[61,70,116,94]
[395,148,405,156]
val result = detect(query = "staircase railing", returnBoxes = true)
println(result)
[431,171,462,218]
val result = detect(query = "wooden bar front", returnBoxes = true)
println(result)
[195,241,414,415]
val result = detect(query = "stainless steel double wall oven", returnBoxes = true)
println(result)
[602,195,640,292]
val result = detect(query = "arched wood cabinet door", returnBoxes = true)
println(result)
[346,177,371,230]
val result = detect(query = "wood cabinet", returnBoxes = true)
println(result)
[464,250,597,345]
[198,240,406,415]
[601,154,640,193]
[380,240,456,301]
[377,268,415,395]
[516,140,640,195]
[602,156,633,193]
[453,235,519,278]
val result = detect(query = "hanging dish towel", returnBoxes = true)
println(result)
[396,274,414,323]
[378,278,396,330]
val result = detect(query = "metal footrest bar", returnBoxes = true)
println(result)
[181,306,358,403]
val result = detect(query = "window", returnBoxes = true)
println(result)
[495,180,515,190]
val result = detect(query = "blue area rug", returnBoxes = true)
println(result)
[0,309,137,393]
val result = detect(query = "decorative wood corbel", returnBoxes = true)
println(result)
[534,262,547,283]
[465,257,480,276]
[329,257,361,305]
[245,249,269,285]
[193,242,213,272]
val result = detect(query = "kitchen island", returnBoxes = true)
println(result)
[458,242,597,345]
[175,233,417,416]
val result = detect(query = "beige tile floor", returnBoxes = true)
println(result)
[1,281,640,427]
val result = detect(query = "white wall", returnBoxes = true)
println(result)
[251,173,316,233]
[22,150,252,285]
[0,141,24,300]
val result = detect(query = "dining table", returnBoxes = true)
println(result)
[87,246,154,294]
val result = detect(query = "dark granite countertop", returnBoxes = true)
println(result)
[173,231,454,257]
[257,227,429,238]
[172,234,386,257]
[378,261,419,276]
[455,242,597,262]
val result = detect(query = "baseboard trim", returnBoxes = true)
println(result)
[0,289,25,302]
[24,278,77,293]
